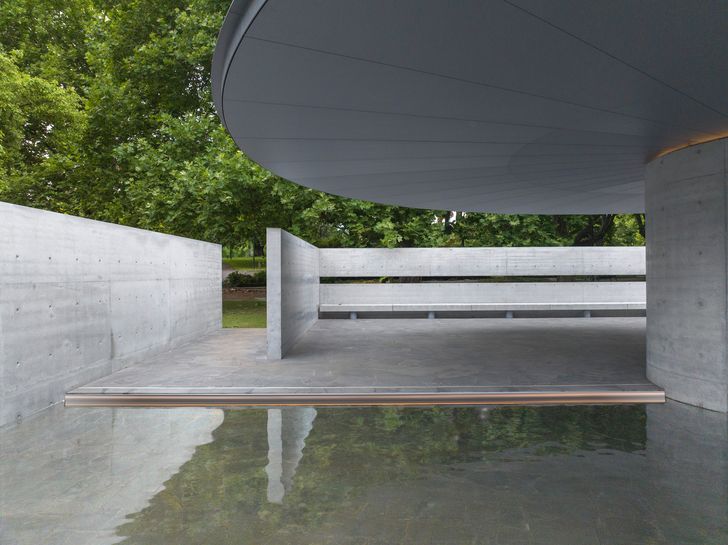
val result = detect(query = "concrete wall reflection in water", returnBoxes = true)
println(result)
[646,402,728,538]
[0,406,224,545]
[266,408,317,503]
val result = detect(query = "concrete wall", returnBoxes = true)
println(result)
[320,247,645,277]
[646,139,728,412]
[320,282,645,308]
[0,202,221,426]
[268,235,645,356]
[266,228,319,359]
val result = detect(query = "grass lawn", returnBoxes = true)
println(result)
[223,257,266,271]
[223,300,266,328]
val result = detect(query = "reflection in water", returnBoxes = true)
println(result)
[265,408,317,503]
[0,401,725,545]
[0,406,223,545]
[646,402,728,543]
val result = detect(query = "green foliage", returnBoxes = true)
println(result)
[223,257,266,270]
[222,300,266,328]
[0,0,94,90]
[607,214,646,246]
[446,212,644,247]
[223,270,266,288]
[0,52,86,207]
[282,191,449,248]
[0,0,646,250]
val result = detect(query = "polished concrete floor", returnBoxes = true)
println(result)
[69,318,658,397]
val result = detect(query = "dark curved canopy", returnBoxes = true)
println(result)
[213,1,728,213]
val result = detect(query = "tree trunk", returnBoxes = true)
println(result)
[573,214,614,246]
[253,239,265,257]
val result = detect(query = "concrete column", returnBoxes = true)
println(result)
[646,138,728,412]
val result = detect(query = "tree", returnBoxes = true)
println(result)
[0,0,95,91]
[0,53,86,210]
[114,112,289,248]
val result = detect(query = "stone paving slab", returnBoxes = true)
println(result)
[69,318,657,398]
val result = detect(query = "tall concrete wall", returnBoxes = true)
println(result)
[0,202,221,426]
[320,247,645,277]
[646,139,728,412]
[266,228,319,359]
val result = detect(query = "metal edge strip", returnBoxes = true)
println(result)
[65,390,665,407]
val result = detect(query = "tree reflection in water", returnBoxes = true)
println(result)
[116,404,727,545]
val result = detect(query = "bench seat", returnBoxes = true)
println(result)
[319,302,646,313]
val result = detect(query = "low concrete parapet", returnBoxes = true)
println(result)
[320,247,645,319]
[320,246,645,277]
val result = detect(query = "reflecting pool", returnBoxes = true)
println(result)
[1,401,726,544]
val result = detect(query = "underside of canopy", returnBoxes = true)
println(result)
[213,0,728,213]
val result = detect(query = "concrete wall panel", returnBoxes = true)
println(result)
[169,279,221,345]
[0,202,221,426]
[646,139,728,412]
[320,247,645,278]
[267,228,319,359]
[321,282,645,306]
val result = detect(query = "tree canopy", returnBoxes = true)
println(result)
[0,0,645,251]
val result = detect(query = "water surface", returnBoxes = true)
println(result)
[1,402,726,544]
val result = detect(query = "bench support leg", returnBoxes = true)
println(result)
[427,311,436,320]
[583,310,591,318]
[349,312,357,320]
[505,311,514,319]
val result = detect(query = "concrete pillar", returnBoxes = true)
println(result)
[646,138,728,412]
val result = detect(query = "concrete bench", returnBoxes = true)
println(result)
[318,281,646,319]
[320,302,646,314]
